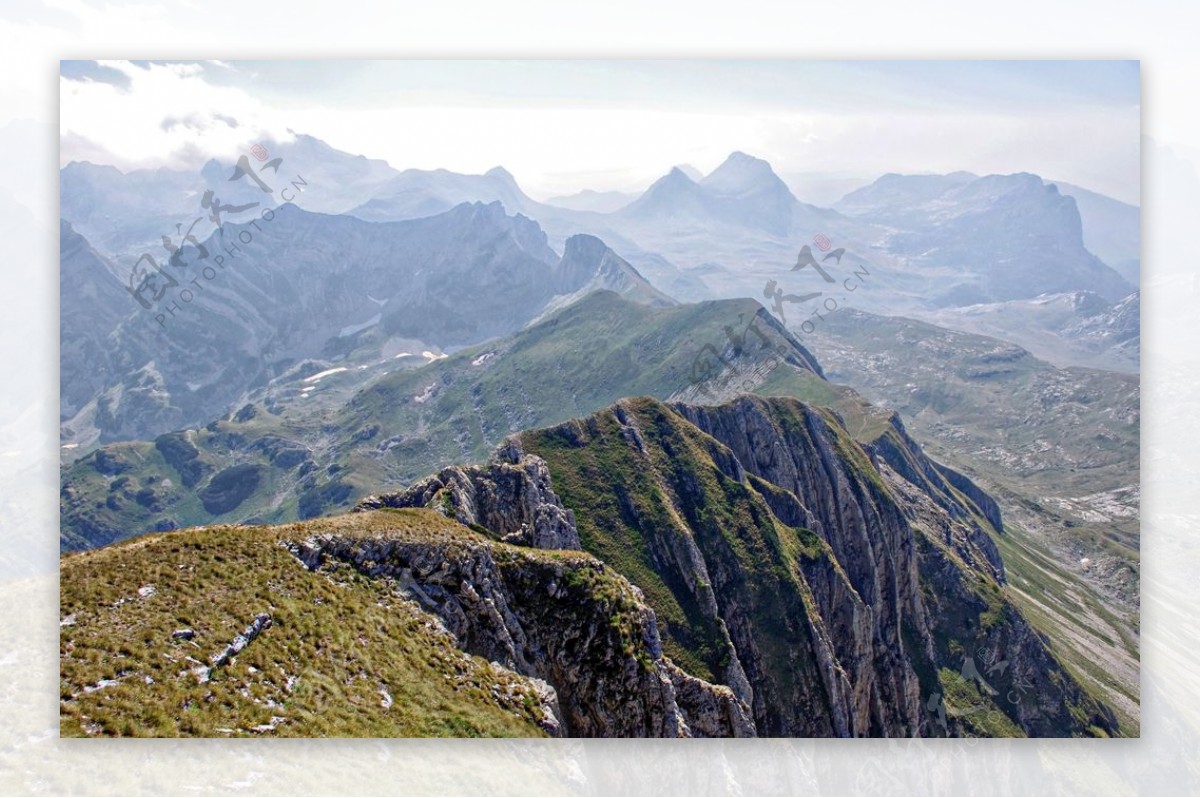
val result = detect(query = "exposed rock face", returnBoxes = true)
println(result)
[284,525,754,737]
[516,395,1115,737]
[357,442,581,550]
[862,412,1005,581]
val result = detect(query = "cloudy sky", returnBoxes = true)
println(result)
[59,59,1141,203]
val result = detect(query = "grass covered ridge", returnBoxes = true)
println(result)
[59,509,564,738]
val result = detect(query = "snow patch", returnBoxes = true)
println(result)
[303,367,348,384]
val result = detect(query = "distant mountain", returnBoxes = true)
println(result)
[60,291,826,549]
[621,152,835,238]
[59,203,673,448]
[619,167,710,222]
[338,161,710,302]
[544,188,636,213]
[60,221,134,421]
[350,166,537,222]
[836,172,1134,305]
[834,172,978,222]
[920,290,1140,373]
[531,234,676,320]
[1051,182,1140,285]
[60,161,205,260]
[60,133,403,260]
[66,136,1137,319]
[60,133,1141,339]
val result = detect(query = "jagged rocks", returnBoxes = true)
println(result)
[357,444,581,550]
[283,522,753,737]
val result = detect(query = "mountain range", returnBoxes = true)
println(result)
[60,202,670,448]
[57,132,1139,738]
[60,136,1138,322]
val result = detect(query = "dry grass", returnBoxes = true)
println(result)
[59,509,551,738]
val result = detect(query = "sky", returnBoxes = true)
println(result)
[59,59,1142,203]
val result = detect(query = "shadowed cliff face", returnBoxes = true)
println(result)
[369,395,1115,737]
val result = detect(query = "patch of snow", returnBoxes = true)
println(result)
[422,351,447,362]
[303,367,348,384]
[83,678,122,693]
[471,351,496,367]
[413,384,437,404]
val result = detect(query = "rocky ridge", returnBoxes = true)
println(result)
[363,395,1117,737]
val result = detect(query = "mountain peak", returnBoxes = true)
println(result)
[701,151,792,199]
[485,165,517,184]
[665,166,699,183]
[562,232,610,262]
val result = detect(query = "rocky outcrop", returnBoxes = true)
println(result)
[283,524,754,737]
[862,412,1005,581]
[517,395,1116,737]
[356,442,581,550]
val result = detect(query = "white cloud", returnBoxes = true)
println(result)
[59,60,292,171]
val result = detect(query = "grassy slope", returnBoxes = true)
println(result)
[60,509,555,738]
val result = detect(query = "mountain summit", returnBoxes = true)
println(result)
[701,151,794,199]
[621,152,811,236]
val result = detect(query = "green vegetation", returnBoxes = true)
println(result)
[199,464,264,514]
[62,292,832,551]
[521,397,852,728]
[935,667,1026,738]
[60,510,552,738]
